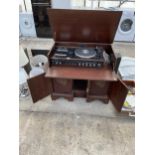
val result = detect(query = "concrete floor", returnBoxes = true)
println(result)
[19,38,135,155]
[20,95,121,117]
[20,111,134,155]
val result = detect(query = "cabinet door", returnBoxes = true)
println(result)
[109,80,129,112]
[52,79,73,94]
[27,73,52,103]
[88,81,110,96]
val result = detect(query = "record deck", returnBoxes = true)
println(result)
[49,45,111,68]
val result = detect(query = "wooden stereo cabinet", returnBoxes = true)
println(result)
[27,9,135,113]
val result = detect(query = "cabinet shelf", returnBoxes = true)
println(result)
[45,66,117,81]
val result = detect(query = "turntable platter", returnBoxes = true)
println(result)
[75,48,96,59]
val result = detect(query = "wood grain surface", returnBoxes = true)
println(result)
[47,9,122,43]
[45,66,117,81]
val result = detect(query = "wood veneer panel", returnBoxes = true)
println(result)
[109,80,129,112]
[45,66,117,81]
[47,9,122,43]
[27,73,52,103]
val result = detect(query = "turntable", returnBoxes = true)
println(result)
[75,48,96,59]
[49,46,111,68]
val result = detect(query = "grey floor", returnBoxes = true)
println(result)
[20,111,134,155]
[20,38,135,155]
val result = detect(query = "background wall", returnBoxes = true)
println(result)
[52,0,71,8]
[19,0,135,13]
[19,0,32,12]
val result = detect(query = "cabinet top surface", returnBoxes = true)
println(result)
[45,66,117,81]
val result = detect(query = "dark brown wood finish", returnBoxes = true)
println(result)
[86,80,110,103]
[88,81,110,95]
[87,94,109,103]
[123,80,135,87]
[52,79,73,93]
[45,66,117,81]
[109,80,129,112]
[47,9,122,43]
[52,92,73,101]
[29,9,133,112]
[74,89,86,97]
[27,73,52,103]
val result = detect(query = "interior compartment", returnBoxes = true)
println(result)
[48,42,116,69]
[73,80,87,90]
[73,80,87,97]
[31,49,49,56]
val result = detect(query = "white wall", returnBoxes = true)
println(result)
[19,0,32,12]
[72,0,135,9]
[19,0,26,12]
[72,0,84,7]
[25,0,32,12]
[52,0,71,9]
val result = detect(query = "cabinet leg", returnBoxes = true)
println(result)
[103,98,109,104]
[51,95,58,100]
[86,98,92,102]
[51,93,74,101]
[66,96,74,101]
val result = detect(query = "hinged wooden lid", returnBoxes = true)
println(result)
[47,8,122,44]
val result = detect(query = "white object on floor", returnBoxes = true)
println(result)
[19,68,29,85]
[19,45,29,67]
[52,0,71,9]
[29,67,44,78]
[126,95,135,108]
[119,57,135,80]
[114,8,135,42]
[19,68,29,97]
[31,55,48,71]
[19,12,36,37]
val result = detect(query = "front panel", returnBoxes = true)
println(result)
[52,78,73,94]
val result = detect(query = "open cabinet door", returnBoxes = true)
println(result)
[27,73,52,103]
[109,80,129,112]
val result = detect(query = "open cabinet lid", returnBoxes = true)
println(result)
[47,9,122,44]
[109,79,129,112]
[27,73,52,103]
